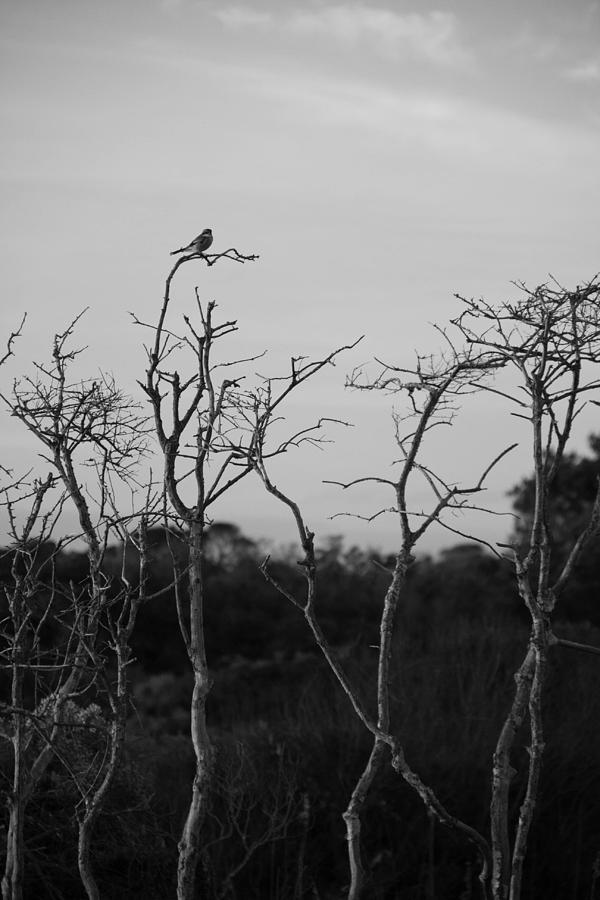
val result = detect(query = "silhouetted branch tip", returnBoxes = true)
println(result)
[1,313,27,367]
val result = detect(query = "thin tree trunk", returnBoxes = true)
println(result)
[2,631,89,899]
[76,699,124,899]
[508,621,548,900]
[2,804,24,900]
[2,709,25,900]
[77,715,124,899]
[2,586,27,900]
[76,568,143,900]
[343,739,388,900]
[489,644,535,900]
[177,520,213,900]
[78,817,101,900]
[342,555,411,899]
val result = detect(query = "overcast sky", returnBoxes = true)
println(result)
[1,0,599,554]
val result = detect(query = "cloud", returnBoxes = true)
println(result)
[506,26,561,63]
[213,3,469,67]
[222,61,599,173]
[213,6,273,29]
[288,6,467,65]
[564,57,600,81]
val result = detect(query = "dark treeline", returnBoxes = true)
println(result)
[2,438,600,898]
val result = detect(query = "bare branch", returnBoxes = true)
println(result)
[0,314,27,368]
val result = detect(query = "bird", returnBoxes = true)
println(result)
[170,228,213,256]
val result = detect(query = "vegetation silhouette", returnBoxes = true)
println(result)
[2,449,600,900]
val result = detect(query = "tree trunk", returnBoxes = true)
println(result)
[76,628,133,900]
[508,620,548,900]
[490,644,535,900]
[2,757,25,900]
[2,608,26,900]
[343,739,387,900]
[78,815,101,900]
[177,520,213,900]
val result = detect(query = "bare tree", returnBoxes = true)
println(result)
[0,475,67,900]
[0,314,74,900]
[70,509,167,900]
[257,274,600,900]
[136,243,359,899]
[255,337,508,899]
[453,276,600,900]
[1,315,152,899]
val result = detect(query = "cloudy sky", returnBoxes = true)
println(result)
[1,0,599,553]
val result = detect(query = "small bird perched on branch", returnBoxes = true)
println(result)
[170,228,213,256]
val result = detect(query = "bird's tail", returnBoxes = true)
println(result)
[170,248,184,255]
